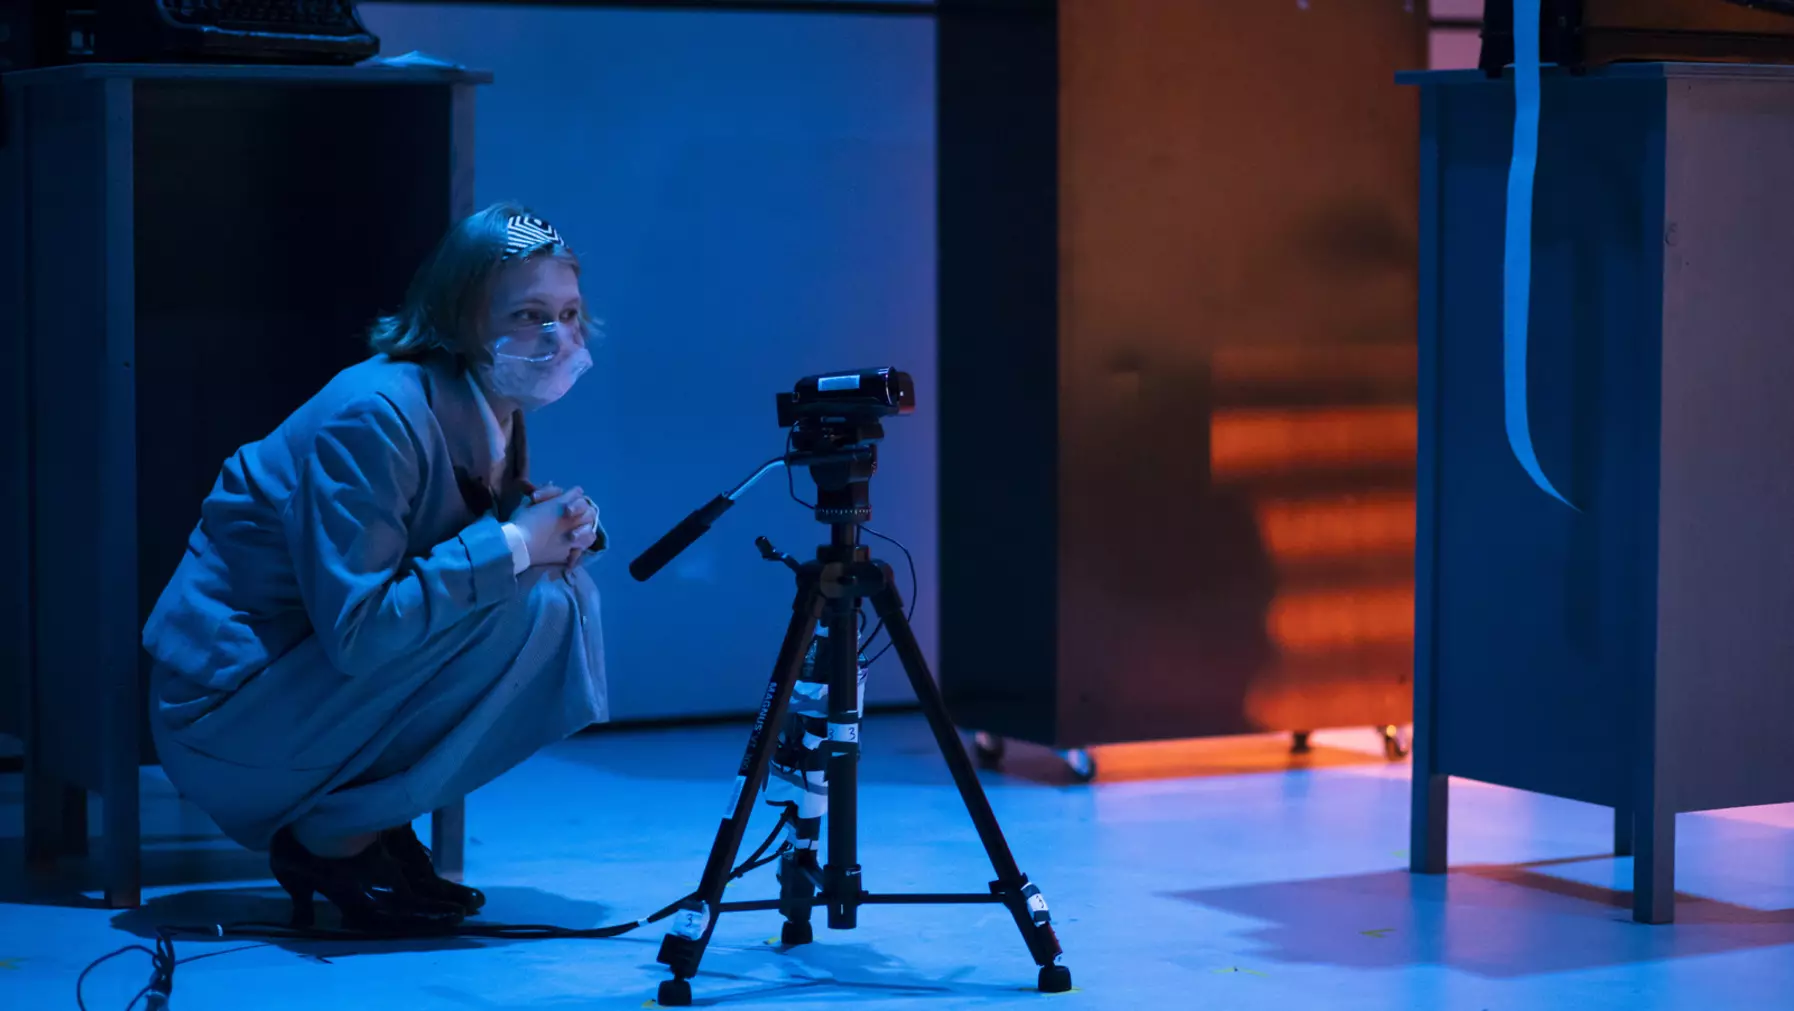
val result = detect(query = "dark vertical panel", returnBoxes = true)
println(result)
[96,77,140,907]
[0,73,28,741]
[21,76,140,896]
[11,78,78,867]
[1410,83,1448,875]
[449,81,477,218]
[1427,75,1662,806]
[1632,71,1673,926]
[936,0,1060,738]
[27,77,114,788]
[130,81,453,709]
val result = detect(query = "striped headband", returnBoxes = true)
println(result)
[503,215,565,258]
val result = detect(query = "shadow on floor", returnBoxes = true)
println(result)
[0,835,273,908]
[411,938,1042,1009]
[1168,859,1794,978]
[108,884,616,960]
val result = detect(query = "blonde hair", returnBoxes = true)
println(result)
[368,201,590,361]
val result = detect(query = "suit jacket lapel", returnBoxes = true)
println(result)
[506,412,531,486]
[418,351,536,519]
[419,352,500,516]
[495,412,534,519]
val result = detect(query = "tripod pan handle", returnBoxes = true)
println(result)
[629,495,735,582]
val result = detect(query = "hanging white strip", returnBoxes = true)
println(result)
[1503,0,1575,509]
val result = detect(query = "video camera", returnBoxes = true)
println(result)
[628,368,915,581]
[775,368,915,428]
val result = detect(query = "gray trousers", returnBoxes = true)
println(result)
[150,566,606,851]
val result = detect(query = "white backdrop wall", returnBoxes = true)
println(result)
[358,2,938,720]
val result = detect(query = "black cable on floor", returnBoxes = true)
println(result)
[78,808,794,1010]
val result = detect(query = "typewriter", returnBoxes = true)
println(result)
[1,0,380,69]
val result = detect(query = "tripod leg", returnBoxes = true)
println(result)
[769,641,829,945]
[655,582,824,1006]
[868,574,1072,992]
[776,820,821,945]
[821,596,864,929]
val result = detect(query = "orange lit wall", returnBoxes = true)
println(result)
[938,1,1426,747]
[1052,0,1423,742]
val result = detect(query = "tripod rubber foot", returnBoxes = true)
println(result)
[1060,749,1097,784]
[1038,965,1073,993]
[780,921,814,946]
[657,979,692,1007]
[971,731,1006,769]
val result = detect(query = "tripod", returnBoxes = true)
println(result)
[641,438,1071,1007]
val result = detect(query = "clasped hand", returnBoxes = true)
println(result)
[510,484,600,572]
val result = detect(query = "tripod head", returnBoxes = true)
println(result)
[779,367,911,528]
[629,368,914,582]
[786,421,880,527]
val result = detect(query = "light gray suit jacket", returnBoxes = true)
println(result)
[144,349,606,712]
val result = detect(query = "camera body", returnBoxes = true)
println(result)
[776,368,914,429]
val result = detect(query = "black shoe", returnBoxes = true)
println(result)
[380,823,487,916]
[269,827,465,933]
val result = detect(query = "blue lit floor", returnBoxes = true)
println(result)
[4,715,1793,1010]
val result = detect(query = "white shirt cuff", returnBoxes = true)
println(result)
[501,522,531,574]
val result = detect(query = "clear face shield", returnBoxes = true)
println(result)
[493,317,582,363]
[483,317,592,409]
